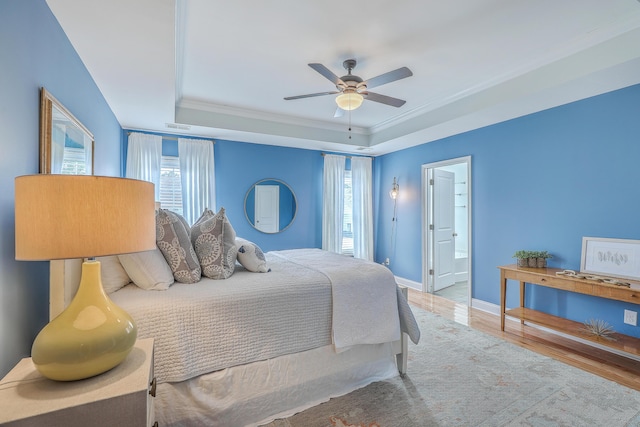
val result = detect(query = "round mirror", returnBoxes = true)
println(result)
[244,179,297,233]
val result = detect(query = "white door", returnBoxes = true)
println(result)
[254,185,279,233]
[433,169,456,291]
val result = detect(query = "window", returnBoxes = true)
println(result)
[60,147,88,175]
[159,155,183,215]
[342,170,353,255]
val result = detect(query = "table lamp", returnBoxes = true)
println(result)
[14,175,156,381]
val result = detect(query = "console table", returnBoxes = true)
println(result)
[499,264,640,356]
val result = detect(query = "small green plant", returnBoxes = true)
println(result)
[537,251,553,259]
[512,250,531,259]
[512,250,553,259]
[513,250,553,268]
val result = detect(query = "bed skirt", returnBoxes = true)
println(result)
[154,342,399,427]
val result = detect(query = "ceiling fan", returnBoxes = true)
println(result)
[284,59,413,117]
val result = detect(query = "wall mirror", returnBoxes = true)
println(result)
[244,179,297,233]
[40,88,94,175]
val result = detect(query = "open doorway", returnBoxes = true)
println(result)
[422,156,472,305]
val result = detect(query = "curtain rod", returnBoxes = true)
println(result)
[321,152,354,159]
[127,131,214,143]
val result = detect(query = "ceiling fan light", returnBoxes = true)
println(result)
[335,92,364,111]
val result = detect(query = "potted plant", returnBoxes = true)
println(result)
[536,251,552,268]
[512,250,530,268]
[513,250,553,268]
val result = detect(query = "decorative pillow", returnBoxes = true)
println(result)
[191,207,237,279]
[236,238,270,273]
[193,208,215,228]
[96,255,131,293]
[156,209,201,283]
[118,248,175,290]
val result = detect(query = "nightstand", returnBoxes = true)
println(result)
[0,338,156,427]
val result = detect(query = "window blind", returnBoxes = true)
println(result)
[159,156,183,215]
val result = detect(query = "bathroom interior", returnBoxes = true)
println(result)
[434,161,469,305]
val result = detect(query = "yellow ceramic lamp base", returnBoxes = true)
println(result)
[32,260,137,381]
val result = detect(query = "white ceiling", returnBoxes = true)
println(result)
[46,0,640,156]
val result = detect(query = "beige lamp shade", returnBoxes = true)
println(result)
[15,175,156,260]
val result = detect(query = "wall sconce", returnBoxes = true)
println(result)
[389,177,399,200]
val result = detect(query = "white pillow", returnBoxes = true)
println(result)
[118,248,175,290]
[236,238,269,273]
[96,255,131,294]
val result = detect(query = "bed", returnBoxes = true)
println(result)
[49,248,420,427]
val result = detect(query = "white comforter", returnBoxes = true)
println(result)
[271,249,401,351]
[110,249,411,383]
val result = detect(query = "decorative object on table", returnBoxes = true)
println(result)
[580,237,640,282]
[582,318,616,341]
[533,251,552,268]
[512,250,529,267]
[14,175,156,381]
[512,250,552,268]
[555,269,632,287]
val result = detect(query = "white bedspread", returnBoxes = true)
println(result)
[271,249,401,350]
[110,249,411,383]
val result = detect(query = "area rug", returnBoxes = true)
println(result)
[262,306,640,426]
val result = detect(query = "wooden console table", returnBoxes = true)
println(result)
[499,264,640,356]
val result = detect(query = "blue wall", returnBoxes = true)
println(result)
[376,84,640,337]
[215,139,324,250]
[0,0,122,377]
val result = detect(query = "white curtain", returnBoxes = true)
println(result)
[351,156,374,261]
[126,132,162,200]
[322,154,345,253]
[178,138,216,225]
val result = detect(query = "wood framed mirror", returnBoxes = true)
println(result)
[39,88,94,175]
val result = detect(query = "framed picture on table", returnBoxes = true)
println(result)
[580,237,640,281]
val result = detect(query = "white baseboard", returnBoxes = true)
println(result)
[394,275,492,312]
[455,272,469,282]
[470,298,499,314]
[394,276,422,291]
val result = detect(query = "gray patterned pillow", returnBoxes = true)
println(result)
[191,207,237,279]
[192,208,215,229]
[156,209,201,283]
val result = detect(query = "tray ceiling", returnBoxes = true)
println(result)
[46,0,640,155]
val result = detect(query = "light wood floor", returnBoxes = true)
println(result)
[408,289,640,392]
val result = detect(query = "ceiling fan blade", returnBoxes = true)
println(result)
[308,63,345,86]
[364,92,406,107]
[365,67,413,89]
[284,91,338,101]
[334,107,344,118]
